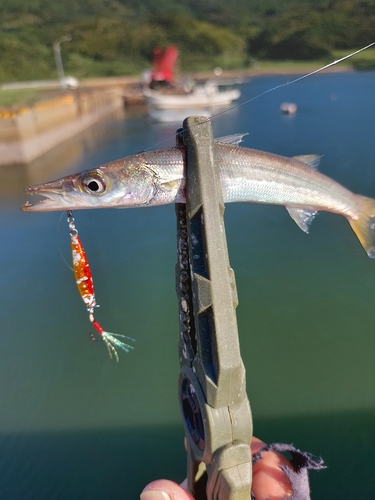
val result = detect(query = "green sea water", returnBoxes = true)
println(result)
[1,72,375,499]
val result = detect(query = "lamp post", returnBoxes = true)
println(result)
[53,35,72,89]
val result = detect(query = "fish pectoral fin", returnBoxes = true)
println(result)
[215,133,248,146]
[286,206,318,233]
[160,179,182,191]
[293,154,322,170]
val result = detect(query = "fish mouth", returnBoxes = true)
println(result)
[21,178,78,212]
[21,193,66,212]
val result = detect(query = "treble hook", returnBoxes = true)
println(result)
[89,332,100,342]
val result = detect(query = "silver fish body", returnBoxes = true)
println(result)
[22,142,375,257]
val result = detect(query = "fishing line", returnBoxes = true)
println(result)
[54,39,375,263]
[144,42,375,152]
[57,210,74,271]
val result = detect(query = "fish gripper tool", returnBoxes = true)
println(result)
[175,116,253,500]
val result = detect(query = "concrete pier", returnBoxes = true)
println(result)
[0,88,124,166]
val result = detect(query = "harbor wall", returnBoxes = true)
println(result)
[0,88,124,166]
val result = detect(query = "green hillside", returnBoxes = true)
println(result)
[0,0,374,83]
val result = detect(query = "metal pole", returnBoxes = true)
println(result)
[53,36,72,89]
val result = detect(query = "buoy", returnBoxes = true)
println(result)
[280,102,297,114]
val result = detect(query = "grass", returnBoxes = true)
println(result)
[334,47,375,70]
[250,56,347,73]
[334,47,375,60]
[0,88,60,108]
[247,48,375,74]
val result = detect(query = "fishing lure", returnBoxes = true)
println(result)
[67,210,134,361]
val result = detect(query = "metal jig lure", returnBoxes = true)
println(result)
[67,210,134,361]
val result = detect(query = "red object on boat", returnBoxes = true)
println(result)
[151,46,178,84]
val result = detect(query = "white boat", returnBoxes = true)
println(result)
[143,81,241,110]
[148,108,212,123]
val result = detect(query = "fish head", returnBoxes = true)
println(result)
[21,157,158,212]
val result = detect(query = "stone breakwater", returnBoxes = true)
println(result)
[0,88,124,166]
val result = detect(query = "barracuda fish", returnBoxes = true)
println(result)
[22,136,375,258]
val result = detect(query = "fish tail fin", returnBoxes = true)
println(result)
[348,196,375,258]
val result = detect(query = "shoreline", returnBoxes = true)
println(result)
[83,63,352,105]
[0,63,353,109]
[83,62,352,87]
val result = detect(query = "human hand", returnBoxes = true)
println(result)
[140,437,295,500]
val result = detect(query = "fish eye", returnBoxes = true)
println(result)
[82,172,106,195]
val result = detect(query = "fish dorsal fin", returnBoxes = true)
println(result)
[215,133,248,146]
[286,206,318,233]
[293,154,322,170]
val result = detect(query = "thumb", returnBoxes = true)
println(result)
[141,479,195,500]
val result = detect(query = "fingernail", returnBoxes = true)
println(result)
[140,490,171,500]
